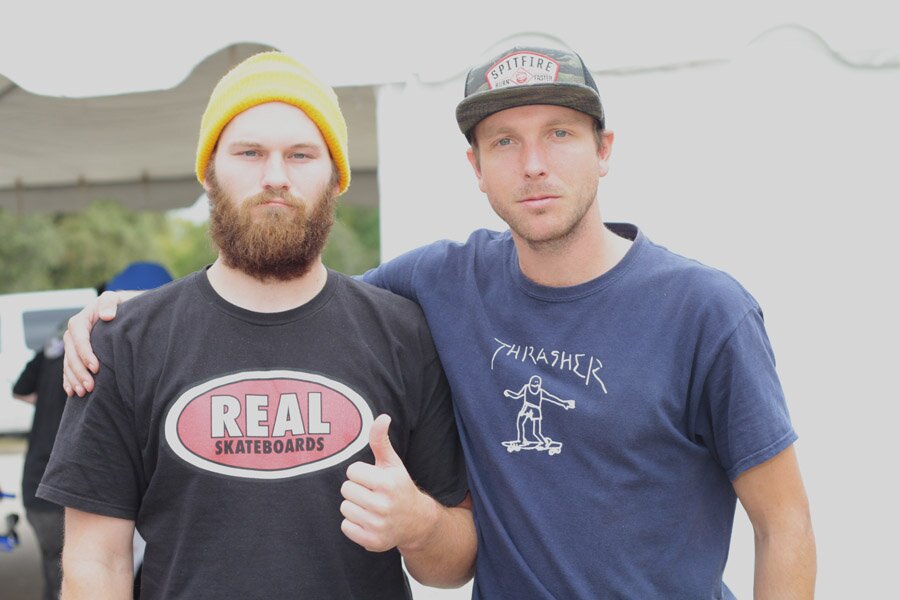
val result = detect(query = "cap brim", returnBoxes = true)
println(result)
[455,83,604,137]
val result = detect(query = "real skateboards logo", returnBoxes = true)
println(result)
[164,370,373,479]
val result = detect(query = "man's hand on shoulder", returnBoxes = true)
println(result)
[62,290,131,397]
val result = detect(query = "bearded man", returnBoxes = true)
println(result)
[38,52,475,600]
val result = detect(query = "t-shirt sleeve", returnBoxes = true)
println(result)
[37,353,144,520]
[359,246,433,302]
[698,308,797,481]
[402,351,469,507]
[13,352,42,396]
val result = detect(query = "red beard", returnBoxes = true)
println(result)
[206,170,336,282]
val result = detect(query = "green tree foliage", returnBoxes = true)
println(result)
[48,200,168,289]
[323,204,380,275]
[157,218,218,279]
[0,210,65,292]
[0,200,379,293]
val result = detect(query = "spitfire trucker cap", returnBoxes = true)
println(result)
[455,46,605,139]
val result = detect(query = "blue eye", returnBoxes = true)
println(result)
[554,130,568,138]
[497,138,512,146]
[241,150,259,157]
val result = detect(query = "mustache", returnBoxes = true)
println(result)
[517,184,563,199]
[244,189,304,209]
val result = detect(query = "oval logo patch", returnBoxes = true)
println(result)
[164,370,373,479]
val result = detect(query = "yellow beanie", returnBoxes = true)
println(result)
[195,51,350,195]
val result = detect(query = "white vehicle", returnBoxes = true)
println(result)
[1,288,97,434]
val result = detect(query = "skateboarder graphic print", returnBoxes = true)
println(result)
[502,375,575,456]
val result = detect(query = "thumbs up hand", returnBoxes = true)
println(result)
[340,414,437,553]
[367,413,403,469]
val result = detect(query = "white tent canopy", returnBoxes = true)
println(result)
[1,2,897,97]
[0,43,378,213]
[1,1,897,215]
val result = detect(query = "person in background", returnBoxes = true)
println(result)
[13,321,68,599]
[12,262,172,600]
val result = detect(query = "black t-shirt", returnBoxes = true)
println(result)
[39,270,467,599]
[13,350,67,510]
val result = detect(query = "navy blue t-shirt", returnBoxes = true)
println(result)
[363,224,796,599]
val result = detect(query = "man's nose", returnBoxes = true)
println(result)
[522,143,549,179]
[261,155,290,190]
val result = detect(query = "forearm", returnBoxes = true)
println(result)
[734,446,816,599]
[753,522,816,599]
[61,508,135,600]
[400,495,476,588]
[62,555,133,599]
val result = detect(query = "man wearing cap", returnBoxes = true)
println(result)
[368,45,814,598]
[41,52,474,599]
[377,46,813,599]
[63,46,815,598]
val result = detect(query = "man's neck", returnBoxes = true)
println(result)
[513,209,632,288]
[206,258,328,312]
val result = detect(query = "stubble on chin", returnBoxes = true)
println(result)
[495,176,601,251]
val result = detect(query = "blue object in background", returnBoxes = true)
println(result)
[106,262,173,292]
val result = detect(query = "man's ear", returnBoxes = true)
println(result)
[597,130,615,178]
[466,147,486,193]
[202,152,216,194]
